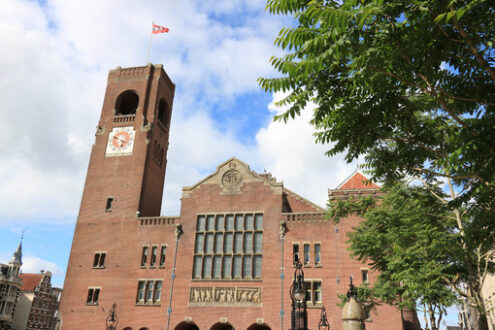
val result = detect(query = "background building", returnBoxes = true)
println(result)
[0,243,22,330]
[12,271,61,330]
[59,64,416,329]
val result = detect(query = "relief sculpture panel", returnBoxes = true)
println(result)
[189,287,261,307]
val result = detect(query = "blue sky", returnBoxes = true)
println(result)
[0,0,458,328]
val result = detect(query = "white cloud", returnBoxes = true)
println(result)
[21,255,63,277]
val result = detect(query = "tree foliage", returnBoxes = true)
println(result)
[260,1,495,327]
[331,183,461,329]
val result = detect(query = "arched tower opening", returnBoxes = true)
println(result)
[115,90,139,115]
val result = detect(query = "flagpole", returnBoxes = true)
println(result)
[145,21,153,64]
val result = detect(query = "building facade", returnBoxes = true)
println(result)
[59,64,410,329]
[0,243,22,330]
[12,271,61,330]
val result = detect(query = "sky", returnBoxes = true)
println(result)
[0,0,458,328]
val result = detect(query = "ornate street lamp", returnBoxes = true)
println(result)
[290,260,308,330]
[318,305,330,330]
[106,303,118,330]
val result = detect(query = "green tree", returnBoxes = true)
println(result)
[259,1,495,328]
[331,183,458,330]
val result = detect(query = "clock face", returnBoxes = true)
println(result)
[105,127,135,157]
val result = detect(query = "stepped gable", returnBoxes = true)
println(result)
[19,273,43,291]
[329,171,381,201]
[182,157,284,198]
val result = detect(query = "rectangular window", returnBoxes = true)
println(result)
[92,252,106,268]
[150,246,157,267]
[314,243,321,265]
[136,280,162,305]
[304,243,310,265]
[192,213,263,280]
[105,198,113,212]
[304,280,322,306]
[362,269,369,283]
[293,243,300,265]
[159,245,167,267]
[86,287,100,305]
[141,246,149,267]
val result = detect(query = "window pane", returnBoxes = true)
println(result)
[234,233,243,253]
[193,256,202,279]
[254,255,262,278]
[315,244,321,264]
[87,289,93,303]
[245,214,253,230]
[216,215,224,231]
[225,233,233,253]
[235,214,244,230]
[233,256,242,278]
[207,215,215,231]
[243,256,252,278]
[223,256,232,278]
[154,281,162,302]
[225,215,234,230]
[304,244,310,264]
[93,289,99,302]
[304,282,311,302]
[293,244,300,264]
[93,254,99,267]
[197,215,205,231]
[99,253,106,267]
[146,282,154,302]
[205,233,214,253]
[203,256,212,278]
[215,233,224,253]
[254,233,263,253]
[254,214,263,230]
[137,281,145,301]
[160,246,167,266]
[195,234,204,254]
[213,256,222,278]
[244,232,253,253]
[314,282,322,303]
[151,246,157,266]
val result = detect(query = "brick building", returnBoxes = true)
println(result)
[59,64,412,329]
[12,271,61,330]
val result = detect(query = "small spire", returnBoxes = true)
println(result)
[11,232,23,264]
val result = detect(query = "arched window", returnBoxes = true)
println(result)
[115,91,139,115]
[157,99,170,126]
[122,327,133,330]
[210,322,234,330]
[174,322,199,330]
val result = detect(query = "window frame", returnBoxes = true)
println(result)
[293,242,300,266]
[141,245,149,268]
[303,242,311,266]
[135,279,162,306]
[86,287,101,305]
[92,251,107,269]
[314,242,322,267]
[303,279,323,308]
[159,245,167,268]
[192,212,263,281]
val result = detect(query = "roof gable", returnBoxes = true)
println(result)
[337,171,380,190]
[19,273,43,291]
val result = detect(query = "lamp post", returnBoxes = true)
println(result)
[106,303,118,330]
[318,305,330,330]
[290,260,308,330]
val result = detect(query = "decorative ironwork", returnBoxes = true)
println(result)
[290,260,307,330]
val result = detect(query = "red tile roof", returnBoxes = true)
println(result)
[19,273,43,291]
[338,172,380,190]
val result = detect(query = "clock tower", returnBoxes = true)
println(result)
[60,64,175,328]
[79,64,175,220]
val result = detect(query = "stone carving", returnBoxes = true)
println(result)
[222,170,241,189]
[189,287,261,306]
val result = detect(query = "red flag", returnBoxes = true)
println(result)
[152,23,169,34]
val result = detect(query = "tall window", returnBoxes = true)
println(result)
[86,288,100,305]
[293,243,300,265]
[193,213,263,280]
[362,269,369,283]
[136,280,162,305]
[93,252,106,268]
[303,243,310,265]
[314,243,321,266]
[150,246,157,267]
[141,246,148,267]
[159,245,167,267]
[304,280,322,307]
